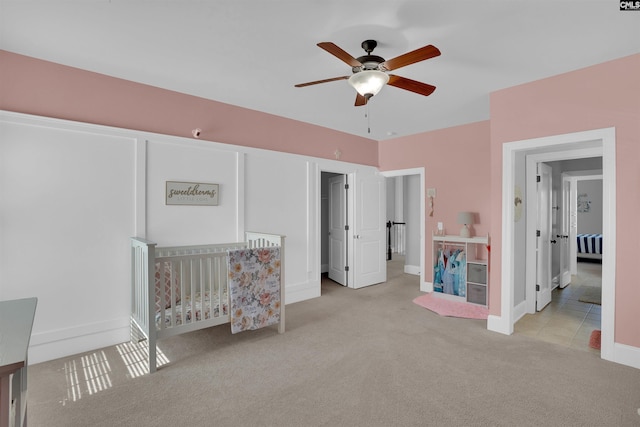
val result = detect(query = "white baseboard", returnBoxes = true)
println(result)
[513,300,527,323]
[611,342,640,370]
[285,280,320,304]
[487,314,512,335]
[421,281,433,293]
[404,264,420,275]
[29,318,130,365]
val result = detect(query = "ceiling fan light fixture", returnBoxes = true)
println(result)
[348,70,389,98]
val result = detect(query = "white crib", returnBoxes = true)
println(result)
[130,231,285,373]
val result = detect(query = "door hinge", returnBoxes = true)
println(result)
[536,175,541,182]
[345,266,349,272]
[536,230,540,237]
[536,285,540,291]
[344,184,349,190]
[344,225,349,231]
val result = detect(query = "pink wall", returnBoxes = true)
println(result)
[0,50,378,166]
[379,120,492,278]
[490,53,640,347]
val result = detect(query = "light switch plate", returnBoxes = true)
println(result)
[426,188,436,198]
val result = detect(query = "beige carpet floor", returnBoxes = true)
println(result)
[27,256,640,426]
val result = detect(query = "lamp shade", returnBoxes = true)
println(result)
[457,212,474,225]
[348,70,389,98]
[457,212,474,238]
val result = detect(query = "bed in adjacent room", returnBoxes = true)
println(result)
[577,233,602,261]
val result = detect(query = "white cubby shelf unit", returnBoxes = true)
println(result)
[432,233,490,306]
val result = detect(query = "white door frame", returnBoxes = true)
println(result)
[380,168,427,291]
[494,127,616,364]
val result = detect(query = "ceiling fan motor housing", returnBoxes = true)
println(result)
[361,39,377,53]
[353,40,385,72]
[353,55,385,73]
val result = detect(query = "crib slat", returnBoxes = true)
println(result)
[189,258,194,323]
[179,259,186,326]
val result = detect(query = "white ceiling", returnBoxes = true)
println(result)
[1,1,639,141]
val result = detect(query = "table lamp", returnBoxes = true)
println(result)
[457,211,474,238]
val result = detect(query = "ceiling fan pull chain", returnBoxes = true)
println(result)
[366,102,371,134]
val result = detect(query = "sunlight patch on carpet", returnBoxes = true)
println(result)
[62,350,112,405]
[413,293,488,319]
[116,341,170,378]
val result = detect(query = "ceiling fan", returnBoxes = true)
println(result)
[295,39,441,106]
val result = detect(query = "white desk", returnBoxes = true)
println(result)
[0,298,37,427]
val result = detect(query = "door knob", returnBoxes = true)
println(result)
[550,239,557,244]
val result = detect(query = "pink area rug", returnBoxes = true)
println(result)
[413,293,488,320]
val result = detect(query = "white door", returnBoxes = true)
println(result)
[536,163,553,311]
[328,174,347,286]
[352,172,386,289]
[559,175,571,287]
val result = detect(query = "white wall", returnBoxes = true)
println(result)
[386,177,396,223]
[0,111,380,364]
[404,175,421,272]
[513,151,527,306]
[577,179,603,234]
[0,116,136,363]
[145,139,241,245]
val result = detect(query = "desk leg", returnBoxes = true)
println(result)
[12,369,24,427]
[1,374,12,427]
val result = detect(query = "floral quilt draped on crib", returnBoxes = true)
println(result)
[227,247,281,334]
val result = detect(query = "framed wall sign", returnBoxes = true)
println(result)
[166,181,219,206]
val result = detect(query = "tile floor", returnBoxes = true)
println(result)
[514,260,602,354]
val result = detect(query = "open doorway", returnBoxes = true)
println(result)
[319,169,387,293]
[321,172,348,288]
[381,168,426,291]
[385,174,422,281]
[515,160,603,353]
[496,127,616,363]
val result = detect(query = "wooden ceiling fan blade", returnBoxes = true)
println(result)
[317,42,362,67]
[387,75,436,96]
[354,93,367,107]
[295,76,349,88]
[380,45,441,71]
